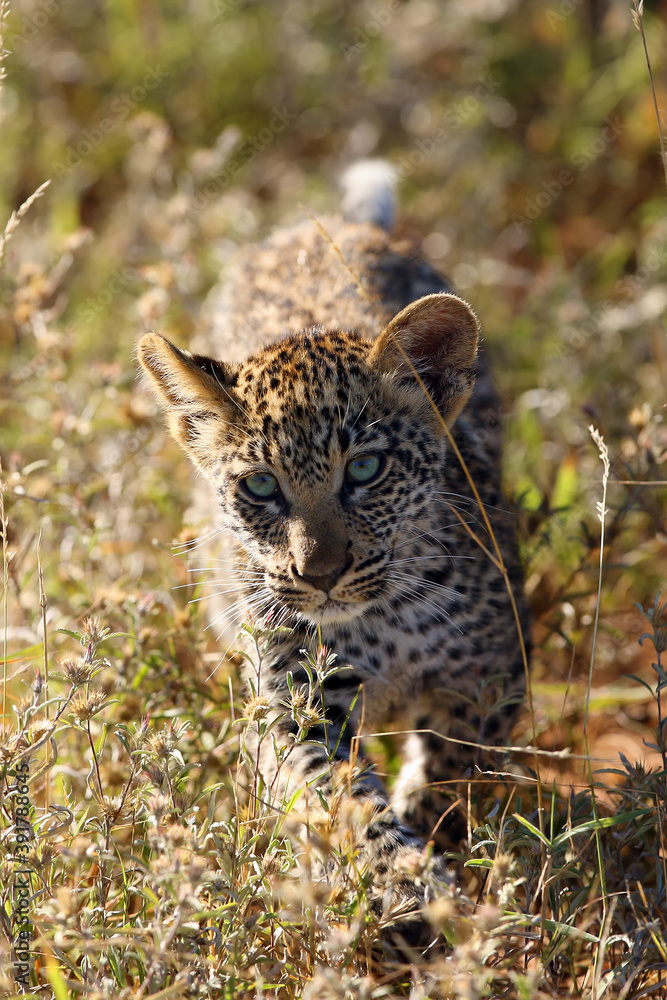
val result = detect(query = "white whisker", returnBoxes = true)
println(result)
[388,570,467,603]
[432,491,514,516]
[172,525,226,554]
[388,554,475,566]
[393,522,469,552]
[385,582,452,624]
[187,586,253,604]
[349,397,370,430]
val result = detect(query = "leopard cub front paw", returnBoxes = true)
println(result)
[366,827,457,954]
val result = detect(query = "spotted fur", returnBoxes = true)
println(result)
[138,210,529,949]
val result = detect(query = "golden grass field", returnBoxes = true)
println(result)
[1,0,666,996]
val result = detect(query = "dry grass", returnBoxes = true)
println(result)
[1,0,667,996]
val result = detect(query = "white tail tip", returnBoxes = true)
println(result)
[341,159,397,232]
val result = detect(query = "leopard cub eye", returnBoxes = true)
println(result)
[345,454,382,484]
[243,471,279,498]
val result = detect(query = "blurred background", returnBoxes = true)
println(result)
[1,0,666,775]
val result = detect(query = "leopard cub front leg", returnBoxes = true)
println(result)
[391,650,527,853]
[243,634,453,948]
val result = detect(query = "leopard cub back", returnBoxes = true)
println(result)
[138,163,529,948]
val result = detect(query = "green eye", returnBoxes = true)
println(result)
[243,472,279,498]
[346,454,382,484]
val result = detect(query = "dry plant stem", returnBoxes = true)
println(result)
[135,904,185,1000]
[305,210,375,307]
[376,726,573,760]
[248,630,265,819]
[0,1,8,92]
[593,897,619,999]
[0,179,51,267]
[37,528,51,812]
[635,883,667,970]
[86,719,105,803]
[655,794,667,931]
[429,795,464,843]
[394,349,541,799]
[586,426,611,921]
[387,284,547,941]
[632,1,667,193]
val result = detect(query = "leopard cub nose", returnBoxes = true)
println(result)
[292,553,353,595]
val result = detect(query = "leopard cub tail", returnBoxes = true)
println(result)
[340,159,397,232]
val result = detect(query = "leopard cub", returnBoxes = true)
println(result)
[138,162,529,947]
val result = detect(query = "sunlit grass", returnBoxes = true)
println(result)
[1,0,666,996]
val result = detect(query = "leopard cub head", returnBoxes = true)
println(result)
[138,293,478,627]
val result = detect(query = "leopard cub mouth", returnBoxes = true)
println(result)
[302,597,369,626]
[272,582,375,626]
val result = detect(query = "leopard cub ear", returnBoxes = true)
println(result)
[368,293,479,425]
[137,332,241,461]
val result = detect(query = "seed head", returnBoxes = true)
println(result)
[53,886,78,919]
[146,793,171,822]
[27,719,56,744]
[100,795,127,823]
[427,896,457,927]
[71,691,108,721]
[290,687,309,712]
[165,822,188,846]
[82,617,106,645]
[491,851,515,885]
[299,703,324,730]
[0,733,30,764]
[244,694,270,723]
[262,852,283,877]
[23,842,57,871]
[144,728,176,758]
[396,846,428,878]
[61,656,94,686]
[142,762,166,785]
